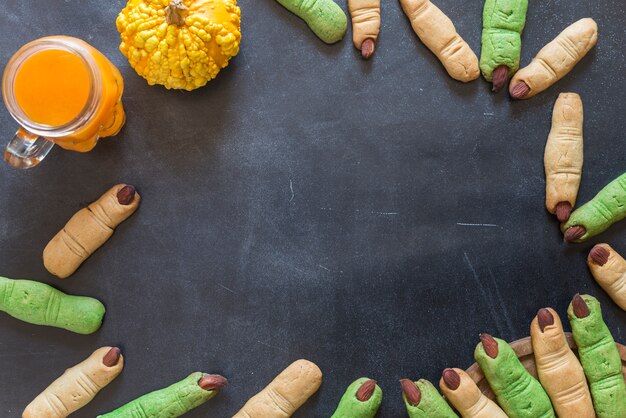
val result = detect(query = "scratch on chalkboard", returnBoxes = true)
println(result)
[217,283,238,295]
[464,251,505,336]
[487,267,514,334]
[456,222,501,228]
[318,264,330,271]
[289,179,295,202]
[463,252,480,283]
[320,207,399,216]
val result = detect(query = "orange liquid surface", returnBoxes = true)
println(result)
[10,37,125,152]
[14,49,91,127]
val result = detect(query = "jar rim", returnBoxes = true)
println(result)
[2,36,102,137]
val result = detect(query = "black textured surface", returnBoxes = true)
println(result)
[1,0,625,416]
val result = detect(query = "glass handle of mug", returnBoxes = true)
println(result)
[4,127,54,169]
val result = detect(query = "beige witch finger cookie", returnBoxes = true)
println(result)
[400,0,479,82]
[588,244,626,310]
[348,0,380,59]
[43,184,140,278]
[510,18,598,99]
[544,93,584,222]
[23,347,124,418]
[232,359,322,417]
[530,308,594,418]
[439,368,507,418]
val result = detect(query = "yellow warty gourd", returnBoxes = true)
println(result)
[116,0,241,90]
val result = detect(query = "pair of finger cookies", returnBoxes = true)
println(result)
[531,307,594,417]
[544,93,626,242]
[481,3,597,97]
[24,347,228,418]
[531,295,626,417]
[232,360,383,418]
[400,373,505,418]
[2,186,140,332]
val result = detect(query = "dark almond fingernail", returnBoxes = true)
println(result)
[400,379,421,406]
[361,39,375,59]
[480,333,499,359]
[537,308,555,332]
[572,294,590,318]
[117,185,136,205]
[356,379,377,402]
[198,374,228,390]
[492,65,509,92]
[102,347,121,367]
[555,201,573,223]
[590,245,610,266]
[565,226,586,242]
[442,368,461,390]
[510,81,530,99]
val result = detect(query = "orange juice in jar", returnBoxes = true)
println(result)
[2,36,125,168]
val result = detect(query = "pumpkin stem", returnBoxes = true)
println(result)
[165,0,188,26]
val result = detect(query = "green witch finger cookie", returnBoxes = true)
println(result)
[98,373,227,417]
[474,334,555,418]
[400,379,458,418]
[480,0,528,91]
[568,294,626,418]
[331,378,382,418]
[275,0,347,44]
[0,276,104,334]
[563,172,626,242]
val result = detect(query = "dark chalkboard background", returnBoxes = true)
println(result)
[1,0,625,416]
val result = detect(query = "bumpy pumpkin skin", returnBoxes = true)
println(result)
[116,0,241,91]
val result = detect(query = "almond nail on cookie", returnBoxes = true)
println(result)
[399,0,479,82]
[43,184,141,278]
[568,294,626,417]
[544,93,584,223]
[438,368,507,418]
[510,18,598,99]
[588,244,626,310]
[98,372,226,417]
[330,378,382,418]
[474,334,555,418]
[479,0,528,91]
[400,378,458,418]
[0,276,105,334]
[562,172,626,242]
[23,347,124,418]
[530,308,594,418]
[232,359,322,418]
[348,0,380,59]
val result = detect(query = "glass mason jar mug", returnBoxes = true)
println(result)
[2,36,125,169]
